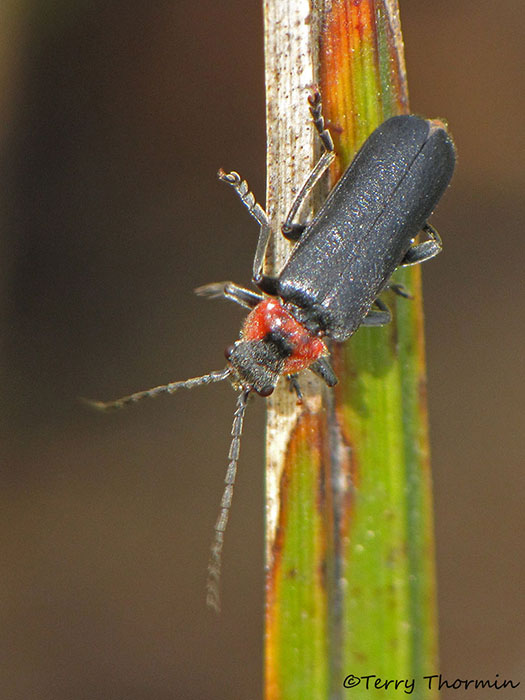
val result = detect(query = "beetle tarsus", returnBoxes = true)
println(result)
[195,281,263,309]
[218,169,271,230]
[308,89,335,153]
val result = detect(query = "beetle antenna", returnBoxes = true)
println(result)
[82,368,232,411]
[206,387,251,613]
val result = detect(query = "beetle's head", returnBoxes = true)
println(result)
[225,339,285,396]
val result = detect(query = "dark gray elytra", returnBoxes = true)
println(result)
[274,115,456,341]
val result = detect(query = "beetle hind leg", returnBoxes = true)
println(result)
[383,281,413,299]
[402,223,443,265]
[308,89,335,154]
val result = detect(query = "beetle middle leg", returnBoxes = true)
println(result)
[402,223,443,265]
[195,282,264,309]
[218,169,273,282]
[361,298,392,326]
[281,90,336,241]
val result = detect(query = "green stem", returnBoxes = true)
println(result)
[264,2,439,698]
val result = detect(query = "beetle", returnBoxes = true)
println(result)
[87,92,456,610]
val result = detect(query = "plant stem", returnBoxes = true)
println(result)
[264,2,439,698]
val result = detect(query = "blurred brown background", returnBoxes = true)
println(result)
[1,1,523,698]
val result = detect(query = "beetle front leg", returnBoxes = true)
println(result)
[309,357,338,387]
[195,282,264,309]
[287,374,303,403]
[402,223,443,265]
[281,91,336,241]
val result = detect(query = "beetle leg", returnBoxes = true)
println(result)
[218,169,270,227]
[282,223,306,242]
[308,90,335,153]
[287,374,304,404]
[217,169,273,281]
[254,274,280,295]
[401,223,443,265]
[383,281,413,299]
[281,91,336,240]
[309,357,338,387]
[195,281,263,309]
[362,298,392,326]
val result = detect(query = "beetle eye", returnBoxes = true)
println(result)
[257,385,274,397]
[224,344,236,360]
